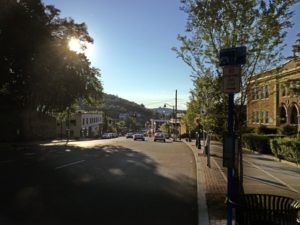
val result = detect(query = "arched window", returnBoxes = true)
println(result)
[290,105,299,125]
[279,106,287,124]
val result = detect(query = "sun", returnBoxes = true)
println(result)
[68,37,94,59]
[68,37,82,53]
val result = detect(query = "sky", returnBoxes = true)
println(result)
[42,0,300,110]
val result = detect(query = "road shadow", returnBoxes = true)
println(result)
[0,143,197,225]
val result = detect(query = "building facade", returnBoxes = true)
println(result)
[247,58,300,133]
[57,111,103,138]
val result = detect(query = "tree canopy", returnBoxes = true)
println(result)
[174,0,298,134]
[0,0,103,114]
[175,0,299,198]
[293,33,300,56]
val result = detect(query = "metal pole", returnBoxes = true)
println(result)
[175,89,177,141]
[207,135,210,167]
[227,93,234,225]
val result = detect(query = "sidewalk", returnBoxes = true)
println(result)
[183,139,227,225]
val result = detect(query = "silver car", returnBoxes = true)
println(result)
[154,132,166,142]
[133,133,145,141]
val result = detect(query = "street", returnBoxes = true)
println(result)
[0,137,198,225]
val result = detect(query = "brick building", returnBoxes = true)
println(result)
[57,111,103,138]
[247,58,300,133]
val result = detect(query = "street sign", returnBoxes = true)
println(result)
[222,65,241,93]
[223,134,235,168]
[219,46,246,66]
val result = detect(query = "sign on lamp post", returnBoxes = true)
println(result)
[222,65,241,93]
[219,46,246,225]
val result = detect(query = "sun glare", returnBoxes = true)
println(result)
[68,38,82,53]
[68,37,94,59]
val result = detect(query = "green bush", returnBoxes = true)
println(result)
[242,134,283,154]
[279,124,298,135]
[254,125,277,134]
[270,137,300,164]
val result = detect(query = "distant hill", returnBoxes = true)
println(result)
[101,93,155,122]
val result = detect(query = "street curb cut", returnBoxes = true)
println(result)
[183,140,209,225]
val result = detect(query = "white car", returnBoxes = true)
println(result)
[102,133,112,139]
[126,132,134,138]
[133,133,145,141]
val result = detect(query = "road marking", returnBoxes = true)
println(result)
[55,160,85,170]
[211,144,299,193]
[244,159,300,194]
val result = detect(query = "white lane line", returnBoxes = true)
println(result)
[55,160,85,170]
[212,143,300,193]
[244,159,300,194]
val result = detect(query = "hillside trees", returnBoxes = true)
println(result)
[0,0,102,114]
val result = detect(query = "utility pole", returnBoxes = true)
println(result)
[175,89,177,121]
[175,89,178,140]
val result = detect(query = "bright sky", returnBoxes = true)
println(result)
[42,0,300,110]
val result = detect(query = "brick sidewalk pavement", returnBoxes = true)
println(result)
[183,139,228,225]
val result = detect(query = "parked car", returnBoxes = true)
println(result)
[154,132,166,142]
[162,132,170,139]
[133,133,145,141]
[102,133,112,139]
[126,132,134,138]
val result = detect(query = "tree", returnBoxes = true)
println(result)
[125,117,137,132]
[160,123,171,134]
[0,0,103,114]
[174,0,297,107]
[191,71,226,135]
[292,33,300,56]
[174,0,298,199]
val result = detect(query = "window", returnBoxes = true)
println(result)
[260,111,264,123]
[86,118,88,124]
[282,86,286,96]
[255,87,259,99]
[265,85,269,98]
[265,112,269,124]
[261,85,269,98]
[291,105,298,125]
[255,111,259,123]
[252,88,256,100]
[70,120,76,126]
[279,106,287,124]
[258,87,262,99]
[82,118,85,125]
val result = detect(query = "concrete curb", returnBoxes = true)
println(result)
[183,140,209,225]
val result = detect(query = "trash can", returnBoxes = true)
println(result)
[235,194,300,225]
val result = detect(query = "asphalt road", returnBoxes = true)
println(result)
[0,137,197,225]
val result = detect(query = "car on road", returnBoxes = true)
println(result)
[133,133,145,141]
[126,132,134,138]
[162,132,170,139]
[154,132,166,142]
[102,133,112,139]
